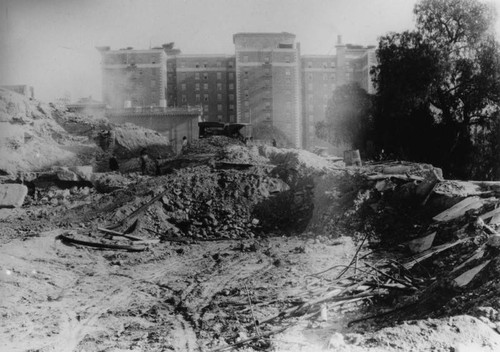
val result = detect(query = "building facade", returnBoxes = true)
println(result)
[97,34,376,150]
[335,38,376,94]
[301,55,336,151]
[167,54,237,123]
[233,32,302,148]
[97,47,167,109]
[301,37,376,151]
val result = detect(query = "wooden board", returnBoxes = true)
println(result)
[433,197,485,222]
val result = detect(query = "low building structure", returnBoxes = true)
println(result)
[1,85,34,99]
[66,96,107,119]
[105,106,201,153]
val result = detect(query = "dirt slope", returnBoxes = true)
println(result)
[0,88,173,176]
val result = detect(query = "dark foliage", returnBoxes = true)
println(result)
[371,0,500,179]
[315,83,374,156]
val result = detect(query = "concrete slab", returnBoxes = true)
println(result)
[0,184,28,208]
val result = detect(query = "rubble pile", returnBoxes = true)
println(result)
[50,141,342,241]
[57,165,290,240]
[299,161,500,333]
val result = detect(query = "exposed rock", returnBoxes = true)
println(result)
[0,183,28,208]
[91,173,132,193]
[54,167,80,182]
[487,234,500,248]
[69,165,93,181]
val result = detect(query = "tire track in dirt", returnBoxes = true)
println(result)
[176,252,274,339]
[52,285,134,352]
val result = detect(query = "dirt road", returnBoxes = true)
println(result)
[0,229,356,351]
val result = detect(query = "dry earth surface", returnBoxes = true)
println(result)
[3,89,500,352]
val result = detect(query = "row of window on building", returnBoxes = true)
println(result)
[168,61,235,69]
[239,55,291,63]
[305,61,335,69]
[180,83,235,91]
[180,94,235,103]
[306,73,336,81]
[172,72,236,81]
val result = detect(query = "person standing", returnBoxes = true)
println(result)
[109,154,119,172]
[140,149,148,175]
[181,136,188,153]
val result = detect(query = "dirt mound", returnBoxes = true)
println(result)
[0,88,174,175]
[0,88,97,175]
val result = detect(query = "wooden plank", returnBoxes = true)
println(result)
[97,227,144,241]
[432,197,485,222]
[403,239,467,270]
[453,260,491,287]
[57,234,146,252]
[451,244,486,274]
[407,232,436,254]
[479,206,500,222]
[367,174,424,181]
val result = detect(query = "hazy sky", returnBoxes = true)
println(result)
[0,0,498,102]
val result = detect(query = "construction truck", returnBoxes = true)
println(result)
[198,122,250,142]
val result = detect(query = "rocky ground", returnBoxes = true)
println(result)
[2,89,500,351]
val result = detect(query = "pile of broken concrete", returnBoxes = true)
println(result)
[334,161,500,329]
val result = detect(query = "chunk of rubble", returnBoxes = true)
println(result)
[487,234,500,248]
[0,183,28,208]
[91,173,132,193]
[54,167,79,182]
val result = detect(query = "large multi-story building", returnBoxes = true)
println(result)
[97,33,376,150]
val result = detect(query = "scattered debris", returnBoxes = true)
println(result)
[4,90,500,351]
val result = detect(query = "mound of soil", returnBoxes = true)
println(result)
[0,88,174,175]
